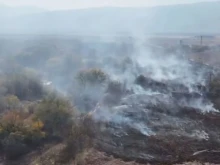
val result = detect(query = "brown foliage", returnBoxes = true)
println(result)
[0,111,46,159]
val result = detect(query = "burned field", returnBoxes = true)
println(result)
[1,36,220,164]
[85,59,220,164]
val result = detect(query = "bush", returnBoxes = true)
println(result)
[2,132,29,159]
[3,72,45,100]
[34,95,74,138]
[0,95,21,113]
[4,95,20,111]
[0,111,45,159]
[58,120,93,164]
[209,78,220,91]
[106,80,125,95]
[76,68,107,86]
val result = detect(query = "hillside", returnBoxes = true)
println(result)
[1,1,220,35]
[0,33,220,164]
[0,4,46,18]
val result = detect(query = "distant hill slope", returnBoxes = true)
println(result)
[0,5,46,18]
[1,1,220,35]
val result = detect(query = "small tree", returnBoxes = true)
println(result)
[0,111,45,159]
[4,95,20,110]
[58,120,93,164]
[76,68,107,86]
[106,80,125,95]
[34,95,74,137]
[3,72,45,100]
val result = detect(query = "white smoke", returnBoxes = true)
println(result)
[91,104,155,136]
[68,36,217,120]
[185,98,218,113]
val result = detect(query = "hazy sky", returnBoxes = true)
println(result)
[0,0,219,10]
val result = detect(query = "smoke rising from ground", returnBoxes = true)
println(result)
[65,37,216,114]
[66,37,218,136]
[0,35,218,136]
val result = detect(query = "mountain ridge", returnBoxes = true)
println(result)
[1,1,220,35]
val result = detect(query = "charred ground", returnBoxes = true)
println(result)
[0,35,220,164]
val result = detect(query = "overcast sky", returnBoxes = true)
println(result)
[0,0,219,10]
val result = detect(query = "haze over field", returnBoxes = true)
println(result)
[1,1,220,165]
[1,1,220,35]
[1,0,218,10]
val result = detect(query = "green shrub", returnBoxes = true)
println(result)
[4,95,20,110]
[58,120,93,164]
[34,95,74,137]
[2,132,29,159]
[0,94,21,113]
